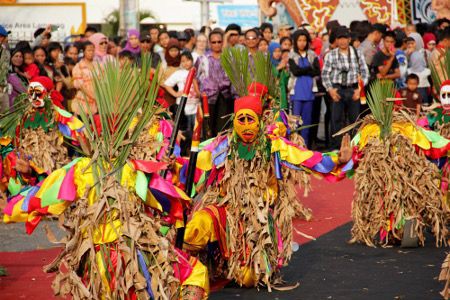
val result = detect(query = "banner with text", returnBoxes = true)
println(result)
[217,5,259,29]
[0,3,86,42]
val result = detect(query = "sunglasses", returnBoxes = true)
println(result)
[211,41,222,44]
[99,41,108,45]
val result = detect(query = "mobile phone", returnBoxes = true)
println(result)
[58,53,64,62]
[51,25,59,32]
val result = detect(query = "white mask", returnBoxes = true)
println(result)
[27,82,47,108]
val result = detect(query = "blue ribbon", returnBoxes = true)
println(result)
[137,250,154,299]
[274,152,283,179]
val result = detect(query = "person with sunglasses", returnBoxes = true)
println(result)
[195,30,234,136]
[88,32,113,64]
[244,28,260,56]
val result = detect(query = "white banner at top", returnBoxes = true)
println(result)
[0,2,86,42]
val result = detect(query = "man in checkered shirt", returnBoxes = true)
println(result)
[321,26,369,149]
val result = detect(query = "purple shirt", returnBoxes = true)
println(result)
[195,52,232,104]
[7,73,27,108]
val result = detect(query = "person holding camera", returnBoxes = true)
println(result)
[321,26,369,150]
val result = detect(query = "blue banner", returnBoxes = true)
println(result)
[217,5,259,28]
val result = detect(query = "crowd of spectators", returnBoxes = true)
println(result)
[0,18,449,150]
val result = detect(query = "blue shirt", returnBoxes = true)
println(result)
[291,56,314,101]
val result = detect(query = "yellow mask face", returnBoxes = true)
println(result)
[233,108,260,143]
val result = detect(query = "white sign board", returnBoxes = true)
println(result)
[0,2,86,42]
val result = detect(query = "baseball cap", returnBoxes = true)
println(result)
[335,26,350,38]
[279,24,294,31]
[0,25,11,37]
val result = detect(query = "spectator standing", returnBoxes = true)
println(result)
[359,23,384,67]
[371,31,401,83]
[258,39,269,53]
[430,27,450,84]
[244,29,259,56]
[149,26,160,44]
[280,37,293,51]
[260,22,274,42]
[21,48,40,80]
[184,28,196,51]
[224,23,241,48]
[64,44,79,63]
[303,24,323,56]
[195,30,233,135]
[83,26,98,40]
[394,29,408,89]
[163,51,200,137]
[269,42,290,109]
[161,38,181,82]
[31,26,51,49]
[192,33,207,64]
[7,47,28,109]
[88,33,113,63]
[121,29,141,60]
[72,41,96,115]
[288,29,320,148]
[405,37,431,104]
[46,42,66,92]
[423,32,437,60]
[277,24,293,41]
[396,73,422,118]
[140,34,152,54]
[155,31,170,64]
[0,25,10,113]
[321,26,369,149]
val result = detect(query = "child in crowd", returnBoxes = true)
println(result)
[21,48,40,80]
[118,50,136,68]
[396,73,422,118]
[163,51,200,145]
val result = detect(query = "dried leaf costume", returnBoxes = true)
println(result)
[0,76,83,199]
[347,80,449,248]
[3,58,208,299]
[181,75,353,289]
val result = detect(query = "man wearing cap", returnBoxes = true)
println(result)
[276,24,293,41]
[321,26,369,149]
[0,25,11,113]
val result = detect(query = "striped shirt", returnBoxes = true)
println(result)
[321,47,369,91]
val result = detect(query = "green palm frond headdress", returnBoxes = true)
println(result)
[77,54,159,183]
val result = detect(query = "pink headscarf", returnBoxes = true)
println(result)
[88,33,109,62]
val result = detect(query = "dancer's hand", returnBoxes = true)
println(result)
[338,134,352,164]
[15,157,31,174]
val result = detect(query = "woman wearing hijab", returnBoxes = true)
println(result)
[269,42,290,112]
[88,33,113,63]
[423,32,437,60]
[121,29,141,60]
[406,37,431,105]
[160,38,181,107]
[161,38,181,82]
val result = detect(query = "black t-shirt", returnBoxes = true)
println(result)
[371,50,399,75]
